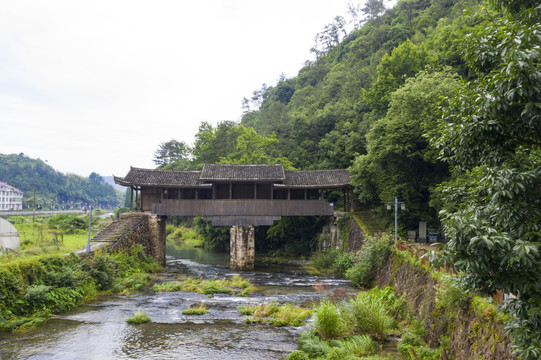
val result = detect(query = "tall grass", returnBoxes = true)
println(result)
[313,300,344,339]
[349,291,396,341]
[182,304,208,315]
[126,311,151,324]
[238,302,312,327]
[152,275,257,296]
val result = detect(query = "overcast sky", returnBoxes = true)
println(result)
[0,1,393,178]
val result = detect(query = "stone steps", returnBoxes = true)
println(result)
[352,211,386,235]
[92,213,147,243]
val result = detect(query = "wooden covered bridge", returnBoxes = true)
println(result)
[113,164,352,270]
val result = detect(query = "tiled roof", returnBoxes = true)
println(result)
[275,170,352,188]
[114,167,206,187]
[0,181,23,193]
[200,164,285,181]
[114,165,351,188]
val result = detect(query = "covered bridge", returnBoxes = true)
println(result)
[114,164,352,269]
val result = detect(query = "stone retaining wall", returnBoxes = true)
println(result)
[374,251,516,360]
[348,216,364,252]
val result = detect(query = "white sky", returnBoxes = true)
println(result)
[0,0,389,178]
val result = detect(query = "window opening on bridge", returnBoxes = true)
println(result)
[182,189,196,199]
[232,183,254,199]
[215,184,230,199]
[197,189,212,199]
[273,189,288,200]
[289,189,305,200]
[256,184,272,199]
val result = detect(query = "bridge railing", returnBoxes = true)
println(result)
[152,199,335,217]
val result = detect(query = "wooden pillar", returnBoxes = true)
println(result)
[130,187,134,211]
[254,183,257,199]
[135,188,139,212]
[229,182,232,200]
[230,225,255,270]
[349,188,354,212]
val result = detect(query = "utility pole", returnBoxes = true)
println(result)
[86,205,93,253]
[33,181,36,223]
[387,197,405,245]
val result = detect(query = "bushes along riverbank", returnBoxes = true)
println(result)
[0,245,160,332]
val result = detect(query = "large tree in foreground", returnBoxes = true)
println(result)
[432,2,541,358]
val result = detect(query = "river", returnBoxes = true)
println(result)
[0,244,360,360]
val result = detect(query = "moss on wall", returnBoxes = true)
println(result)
[374,249,516,360]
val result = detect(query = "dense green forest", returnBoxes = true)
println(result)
[154,0,541,357]
[0,153,121,209]
[156,0,486,231]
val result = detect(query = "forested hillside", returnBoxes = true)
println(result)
[240,0,486,231]
[156,0,483,229]
[154,2,541,355]
[0,153,120,208]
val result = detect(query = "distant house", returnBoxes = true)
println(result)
[0,182,23,211]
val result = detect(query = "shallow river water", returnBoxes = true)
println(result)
[0,245,361,360]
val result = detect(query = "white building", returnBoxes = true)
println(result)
[0,182,23,211]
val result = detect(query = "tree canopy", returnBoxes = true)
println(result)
[0,153,119,208]
[431,1,541,357]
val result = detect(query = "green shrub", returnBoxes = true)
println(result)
[121,273,151,290]
[165,225,176,236]
[82,254,117,290]
[333,251,356,275]
[298,330,332,358]
[0,245,160,331]
[397,332,441,360]
[346,235,391,287]
[325,347,358,360]
[337,334,378,357]
[286,350,309,360]
[435,278,470,311]
[48,214,87,233]
[314,301,344,339]
[24,285,53,310]
[312,249,341,270]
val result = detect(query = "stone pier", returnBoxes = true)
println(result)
[230,225,255,270]
[148,215,167,265]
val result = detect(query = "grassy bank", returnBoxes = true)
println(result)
[293,234,515,360]
[5,214,113,256]
[166,224,203,247]
[0,244,161,332]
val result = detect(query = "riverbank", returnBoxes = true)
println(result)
[0,244,161,332]
[0,243,355,360]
